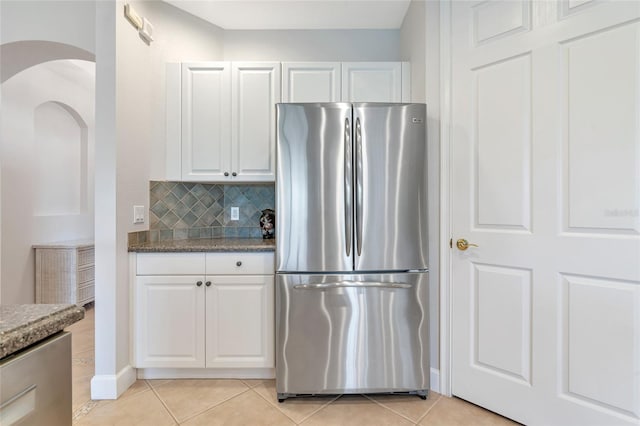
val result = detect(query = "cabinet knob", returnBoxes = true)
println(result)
[232,172,237,177]
[205,281,212,287]
[224,172,229,177]
[196,281,203,287]
[236,261,242,267]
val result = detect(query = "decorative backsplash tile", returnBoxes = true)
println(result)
[148,181,275,241]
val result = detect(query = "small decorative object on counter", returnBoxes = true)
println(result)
[259,209,275,239]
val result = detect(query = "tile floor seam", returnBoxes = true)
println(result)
[296,395,346,426]
[293,395,341,425]
[147,378,182,425]
[247,388,287,420]
[247,387,302,425]
[415,396,444,425]
[361,394,423,425]
[173,384,254,425]
[72,400,100,423]
[240,379,260,389]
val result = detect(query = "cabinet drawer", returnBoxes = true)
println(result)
[78,266,94,285]
[137,253,206,275]
[78,284,94,304]
[206,252,274,275]
[78,247,94,267]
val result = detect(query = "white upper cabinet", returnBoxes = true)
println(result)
[179,62,280,182]
[341,62,409,103]
[282,62,341,102]
[231,62,280,181]
[169,61,409,182]
[181,62,231,181]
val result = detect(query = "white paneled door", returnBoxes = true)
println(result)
[450,1,640,425]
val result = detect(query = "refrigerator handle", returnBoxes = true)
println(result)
[355,116,363,257]
[293,281,411,290]
[344,117,352,257]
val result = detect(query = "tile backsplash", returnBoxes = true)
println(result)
[147,181,274,241]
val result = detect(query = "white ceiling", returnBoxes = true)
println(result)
[161,0,412,30]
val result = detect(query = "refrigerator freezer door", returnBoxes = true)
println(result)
[276,272,429,396]
[353,103,428,272]
[276,103,354,273]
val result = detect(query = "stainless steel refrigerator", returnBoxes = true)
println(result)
[275,103,429,402]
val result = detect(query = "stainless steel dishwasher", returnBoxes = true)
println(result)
[0,332,72,425]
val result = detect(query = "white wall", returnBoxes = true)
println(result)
[0,1,95,54]
[400,0,440,380]
[0,60,95,304]
[400,0,426,103]
[223,29,401,61]
[425,0,441,382]
[92,0,225,398]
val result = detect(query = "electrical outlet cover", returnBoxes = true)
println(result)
[133,205,145,224]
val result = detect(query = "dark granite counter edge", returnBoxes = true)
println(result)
[129,245,275,253]
[0,305,85,359]
[128,238,276,253]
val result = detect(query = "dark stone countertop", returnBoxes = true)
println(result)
[0,304,85,360]
[128,237,276,253]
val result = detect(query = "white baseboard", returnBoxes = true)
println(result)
[91,365,137,399]
[136,367,275,380]
[92,366,436,395]
[430,368,440,394]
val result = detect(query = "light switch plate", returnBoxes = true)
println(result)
[133,205,145,224]
[231,207,239,221]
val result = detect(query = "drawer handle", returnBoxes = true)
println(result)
[205,281,212,287]
[196,281,203,287]
[236,261,242,267]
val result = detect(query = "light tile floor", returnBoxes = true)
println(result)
[68,305,518,425]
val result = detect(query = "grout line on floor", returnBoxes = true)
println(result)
[240,378,262,388]
[248,386,300,425]
[147,379,182,425]
[171,382,253,425]
[293,394,341,425]
[362,394,425,425]
[72,400,100,423]
[248,384,341,426]
[296,395,342,425]
[72,357,95,366]
[415,395,443,424]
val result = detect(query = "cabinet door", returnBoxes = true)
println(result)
[181,62,231,181]
[341,62,403,102]
[134,275,206,368]
[282,62,341,102]
[231,62,280,182]
[205,275,274,368]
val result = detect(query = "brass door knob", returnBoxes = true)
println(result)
[456,239,479,251]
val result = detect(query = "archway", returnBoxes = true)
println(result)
[1,48,95,304]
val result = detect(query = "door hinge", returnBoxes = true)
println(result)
[449,238,452,248]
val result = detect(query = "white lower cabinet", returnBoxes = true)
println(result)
[135,275,206,368]
[132,252,274,375]
[206,275,274,368]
